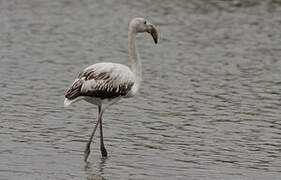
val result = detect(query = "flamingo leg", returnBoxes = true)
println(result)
[84,105,103,162]
[99,106,108,157]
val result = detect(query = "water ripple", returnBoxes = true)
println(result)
[1,0,281,179]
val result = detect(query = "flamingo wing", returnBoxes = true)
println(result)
[65,63,135,100]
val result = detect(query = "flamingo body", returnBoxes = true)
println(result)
[64,62,136,107]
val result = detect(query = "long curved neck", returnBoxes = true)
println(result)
[128,27,142,83]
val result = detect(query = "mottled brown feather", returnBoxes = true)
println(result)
[65,70,134,100]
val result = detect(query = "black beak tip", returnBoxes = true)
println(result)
[154,39,158,44]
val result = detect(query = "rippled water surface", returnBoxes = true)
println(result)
[1,0,281,179]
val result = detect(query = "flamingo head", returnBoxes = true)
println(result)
[130,17,158,44]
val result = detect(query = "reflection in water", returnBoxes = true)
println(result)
[98,157,108,174]
[87,175,106,180]
[1,0,281,179]
[84,157,108,180]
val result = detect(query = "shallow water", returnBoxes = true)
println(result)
[1,0,281,179]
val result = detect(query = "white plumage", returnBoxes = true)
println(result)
[64,62,136,107]
[64,17,158,162]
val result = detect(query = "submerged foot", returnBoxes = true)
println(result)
[84,143,91,162]
[101,146,108,157]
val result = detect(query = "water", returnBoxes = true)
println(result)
[1,0,281,179]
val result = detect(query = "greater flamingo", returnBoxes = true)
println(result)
[64,17,158,162]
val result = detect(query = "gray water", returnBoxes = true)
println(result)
[1,0,281,179]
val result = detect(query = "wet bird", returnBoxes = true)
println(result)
[64,17,158,162]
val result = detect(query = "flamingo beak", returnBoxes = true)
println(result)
[147,24,158,44]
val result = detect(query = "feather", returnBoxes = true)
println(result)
[64,63,135,101]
